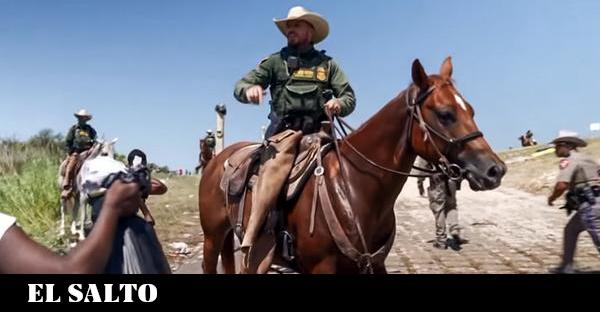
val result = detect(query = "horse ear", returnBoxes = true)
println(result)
[439,56,453,78]
[412,59,429,90]
[110,138,118,145]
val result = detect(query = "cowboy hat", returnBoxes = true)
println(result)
[274,6,329,44]
[550,130,587,148]
[74,109,92,120]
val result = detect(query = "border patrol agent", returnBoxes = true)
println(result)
[62,109,98,199]
[547,130,600,273]
[415,157,464,250]
[204,130,216,150]
[233,6,356,271]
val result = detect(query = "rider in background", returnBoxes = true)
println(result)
[62,109,97,199]
[525,130,537,145]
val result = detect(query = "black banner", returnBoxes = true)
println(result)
[0,274,597,307]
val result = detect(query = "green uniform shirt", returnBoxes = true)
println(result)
[556,151,600,190]
[66,124,97,152]
[234,46,356,118]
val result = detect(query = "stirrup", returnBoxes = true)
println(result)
[280,231,295,261]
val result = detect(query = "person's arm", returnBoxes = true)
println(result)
[328,59,356,117]
[548,158,576,206]
[90,126,97,143]
[0,181,141,274]
[548,182,569,206]
[150,178,168,195]
[65,126,75,151]
[233,56,273,104]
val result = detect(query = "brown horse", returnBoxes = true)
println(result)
[198,57,506,273]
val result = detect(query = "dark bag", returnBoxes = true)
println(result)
[90,196,171,274]
[90,150,171,274]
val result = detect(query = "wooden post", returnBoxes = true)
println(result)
[215,104,227,154]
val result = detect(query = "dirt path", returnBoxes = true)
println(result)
[173,178,600,274]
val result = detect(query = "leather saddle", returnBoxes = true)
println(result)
[219,131,332,203]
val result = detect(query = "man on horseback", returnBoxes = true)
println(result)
[61,109,97,199]
[204,129,216,152]
[518,129,538,147]
[233,6,356,268]
[197,130,216,172]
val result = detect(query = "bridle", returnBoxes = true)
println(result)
[316,81,484,273]
[405,83,483,180]
[329,81,483,181]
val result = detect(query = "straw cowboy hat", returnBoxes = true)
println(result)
[74,109,92,120]
[274,6,329,44]
[550,130,587,148]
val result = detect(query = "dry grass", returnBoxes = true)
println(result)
[498,137,600,195]
[146,174,203,268]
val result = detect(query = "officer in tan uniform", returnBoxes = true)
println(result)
[233,6,356,272]
[547,130,600,273]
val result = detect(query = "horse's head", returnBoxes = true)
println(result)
[409,57,506,191]
[100,138,118,158]
[88,138,118,160]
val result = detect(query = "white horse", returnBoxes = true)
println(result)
[57,138,120,240]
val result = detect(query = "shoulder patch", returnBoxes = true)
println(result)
[559,159,570,170]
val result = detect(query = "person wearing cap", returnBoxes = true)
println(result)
[62,109,98,198]
[233,6,356,272]
[547,130,600,273]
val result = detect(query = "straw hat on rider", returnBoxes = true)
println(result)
[74,109,92,121]
[274,6,330,44]
[550,130,587,148]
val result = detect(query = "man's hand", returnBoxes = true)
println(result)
[150,178,168,195]
[324,98,342,116]
[103,180,142,217]
[245,85,265,104]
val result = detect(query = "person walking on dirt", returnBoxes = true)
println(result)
[547,130,600,274]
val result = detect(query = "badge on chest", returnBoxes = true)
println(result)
[291,66,328,82]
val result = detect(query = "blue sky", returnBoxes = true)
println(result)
[1,1,599,170]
